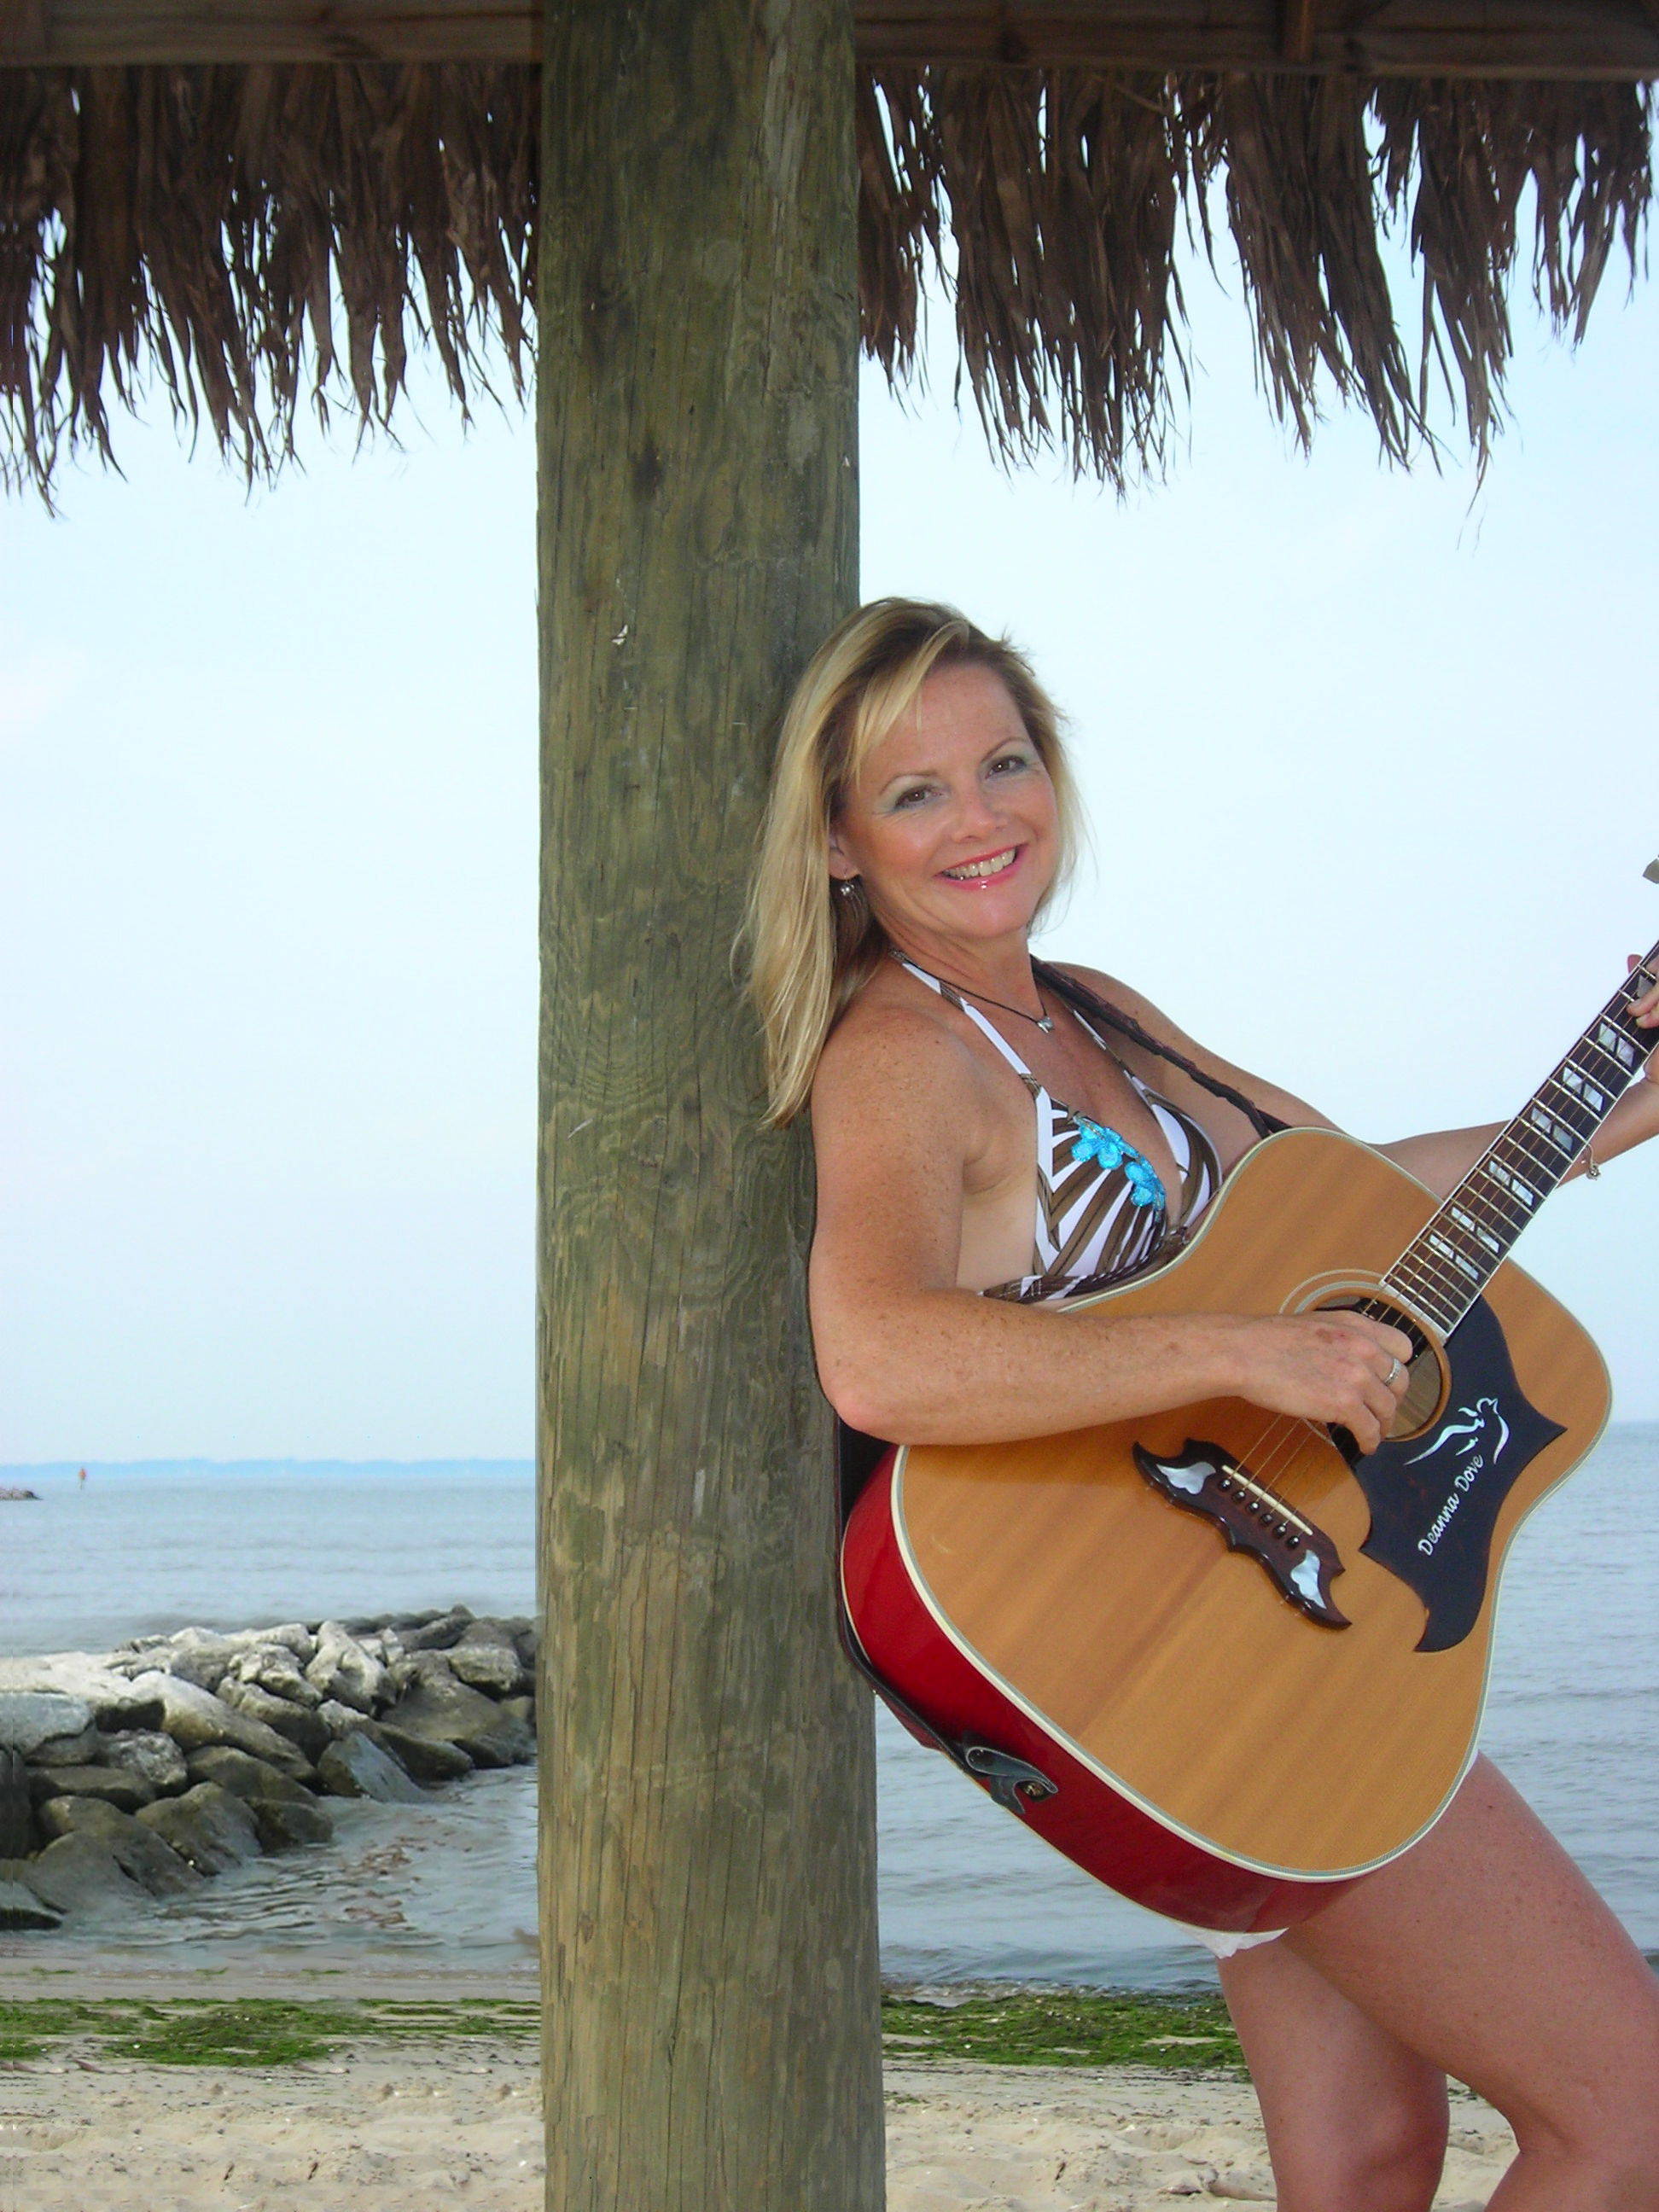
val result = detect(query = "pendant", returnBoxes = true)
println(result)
[1037,1016,1054,1033]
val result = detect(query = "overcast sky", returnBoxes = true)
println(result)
[3,233,1656,1459]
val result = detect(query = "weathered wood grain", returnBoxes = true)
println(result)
[2,0,539,62]
[534,3,882,2209]
[855,1,1659,75]
[6,0,1658,75]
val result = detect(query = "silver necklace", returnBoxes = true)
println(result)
[892,950,1054,1033]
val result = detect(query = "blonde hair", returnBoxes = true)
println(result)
[741,597,1081,1126]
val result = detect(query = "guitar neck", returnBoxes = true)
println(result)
[1383,935,1659,1338]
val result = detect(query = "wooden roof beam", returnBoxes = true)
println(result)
[3,0,1658,77]
[0,1,542,65]
[1282,0,1318,67]
[857,3,1659,79]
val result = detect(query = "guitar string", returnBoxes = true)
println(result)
[1188,1114,1625,1509]
[1140,949,1659,1524]
[1362,949,1659,1328]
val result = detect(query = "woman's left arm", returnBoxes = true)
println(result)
[1071,957,1659,1204]
[1380,954,1659,1196]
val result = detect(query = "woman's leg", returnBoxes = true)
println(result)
[1228,1755,1659,2211]
[1220,1940,1449,2212]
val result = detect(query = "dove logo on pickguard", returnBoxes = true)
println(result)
[1352,1299,1564,1651]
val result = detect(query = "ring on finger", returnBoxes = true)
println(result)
[1384,1356,1400,1385]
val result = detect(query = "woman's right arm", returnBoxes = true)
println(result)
[807,1009,1412,1452]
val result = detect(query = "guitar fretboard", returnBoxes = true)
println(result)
[1383,938,1659,1339]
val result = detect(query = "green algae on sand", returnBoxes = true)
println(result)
[880,1988,1243,2071]
[3,1988,1238,2071]
[0,1997,538,2067]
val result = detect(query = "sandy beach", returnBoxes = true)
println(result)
[1,2032,1516,2209]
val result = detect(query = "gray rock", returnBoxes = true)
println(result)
[383,1648,458,1701]
[100,1692,167,1733]
[0,1691,92,1757]
[183,1743,305,1801]
[381,1679,535,1769]
[16,1834,144,1913]
[445,1641,526,1697]
[122,1621,317,1667]
[30,1722,104,1766]
[244,1623,318,1665]
[27,1763,154,1813]
[137,1783,262,1874]
[0,1658,166,1735]
[304,1622,387,1714]
[159,1632,244,1692]
[101,1730,189,1794]
[314,1697,372,1742]
[224,1644,322,1708]
[252,1794,336,1849]
[319,1707,469,1782]
[372,1723,472,1784]
[316,1733,427,1803]
[34,1796,201,1895]
[218,1678,332,1762]
[0,1875,62,1930]
[183,1747,334,1850]
[0,1746,34,1856]
[498,1695,534,1730]
[461,1615,534,1647]
[125,1671,312,1779]
[397,1605,474,1653]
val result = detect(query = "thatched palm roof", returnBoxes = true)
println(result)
[0,55,1650,497]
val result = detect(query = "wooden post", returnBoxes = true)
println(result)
[535,4,882,2208]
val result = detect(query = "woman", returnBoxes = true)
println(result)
[744,599,1659,2211]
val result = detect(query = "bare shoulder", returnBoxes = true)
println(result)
[812,979,994,1144]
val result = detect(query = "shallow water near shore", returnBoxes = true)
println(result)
[3,1427,1656,1988]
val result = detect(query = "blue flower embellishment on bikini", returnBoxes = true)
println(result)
[1071,1117,1165,1209]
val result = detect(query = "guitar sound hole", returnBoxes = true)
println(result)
[1308,1292,1447,1442]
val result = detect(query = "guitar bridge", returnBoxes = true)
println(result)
[1132,1439,1349,1627]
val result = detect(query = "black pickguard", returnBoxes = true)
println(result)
[1352,1296,1564,1653]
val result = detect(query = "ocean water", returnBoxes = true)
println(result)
[3,1429,1656,1988]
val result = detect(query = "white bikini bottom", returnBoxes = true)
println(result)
[1170,1919,1286,1960]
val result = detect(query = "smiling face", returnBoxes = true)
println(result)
[828,661,1060,962]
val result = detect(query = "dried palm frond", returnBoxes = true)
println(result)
[0,61,1650,498]
[1371,79,1651,457]
[0,61,535,499]
[857,68,1652,484]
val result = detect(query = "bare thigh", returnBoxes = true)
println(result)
[1227,1756,1659,2207]
[1220,1940,1449,2211]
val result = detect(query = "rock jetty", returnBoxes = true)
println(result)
[0,1608,536,1933]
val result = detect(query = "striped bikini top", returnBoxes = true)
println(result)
[898,958,1223,1305]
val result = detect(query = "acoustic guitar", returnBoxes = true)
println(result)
[841,931,1659,1936]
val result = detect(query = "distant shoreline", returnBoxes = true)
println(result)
[3,1425,1653,1483]
[0,1460,535,1481]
